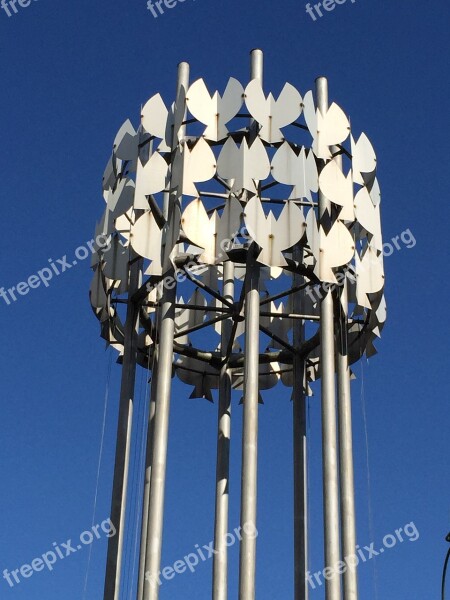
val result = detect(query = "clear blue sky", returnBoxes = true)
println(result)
[0,0,449,598]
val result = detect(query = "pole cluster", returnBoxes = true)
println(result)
[90,49,386,600]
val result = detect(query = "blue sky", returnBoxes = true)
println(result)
[0,0,449,598]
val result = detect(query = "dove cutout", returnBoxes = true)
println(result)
[318,160,354,221]
[355,245,384,308]
[351,133,377,186]
[244,197,306,267]
[303,90,350,159]
[134,152,169,209]
[172,137,216,197]
[271,142,318,201]
[245,80,302,143]
[354,187,382,250]
[306,208,354,283]
[186,77,244,141]
[217,136,270,194]
[181,197,242,265]
[114,120,139,162]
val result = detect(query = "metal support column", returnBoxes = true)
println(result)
[103,253,142,600]
[238,247,260,600]
[213,259,234,600]
[316,76,342,600]
[143,61,190,600]
[293,246,308,600]
[337,277,358,600]
[238,48,263,600]
[137,373,157,599]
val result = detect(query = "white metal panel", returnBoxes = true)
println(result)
[217,136,270,194]
[271,142,318,201]
[130,211,163,273]
[114,119,139,161]
[351,133,377,185]
[245,79,302,142]
[103,236,129,282]
[181,197,242,265]
[244,196,305,267]
[355,245,384,308]
[186,77,244,141]
[319,160,354,221]
[134,152,168,209]
[106,178,135,219]
[354,186,382,251]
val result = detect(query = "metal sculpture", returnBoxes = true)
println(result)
[91,49,385,600]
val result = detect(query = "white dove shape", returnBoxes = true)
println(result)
[318,160,354,222]
[141,90,186,152]
[303,90,350,160]
[171,137,216,197]
[217,136,270,194]
[244,79,303,143]
[130,211,163,275]
[113,119,139,162]
[306,208,354,283]
[354,186,382,251]
[186,77,244,141]
[181,197,242,265]
[355,245,384,309]
[105,177,135,220]
[244,197,306,267]
[134,151,169,209]
[271,142,318,201]
[102,236,129,283]
[351,133,377,186]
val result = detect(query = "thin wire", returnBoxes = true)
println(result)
[129,358,151,598]
[360,360,378,600]
[442,546,450,600]
[128,301,160,597]
[82,347,113,599]
[123,365,145,598]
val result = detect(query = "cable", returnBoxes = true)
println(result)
[82,347,113,599]
[128,362,151,599]
[442,533,450,600]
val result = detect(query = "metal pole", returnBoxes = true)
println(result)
[293,246,308,600]
[238,48,262,600]
[137,372,157,599]
[238,247,260,600]
[316,76,342,600]
[213,259,234,600]
[103,254,142,600]
[337,277,358,600]
[143,61,189,600]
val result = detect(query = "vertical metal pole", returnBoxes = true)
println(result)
[137,373,157,599]
[238,48,262,600]
[143,61,189,600]
[293,246,308,600]
[337,278,358,600]
[316,76,342,600]
[103,254,142,600]
[213,259,234,600]
[239,248,260,600]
